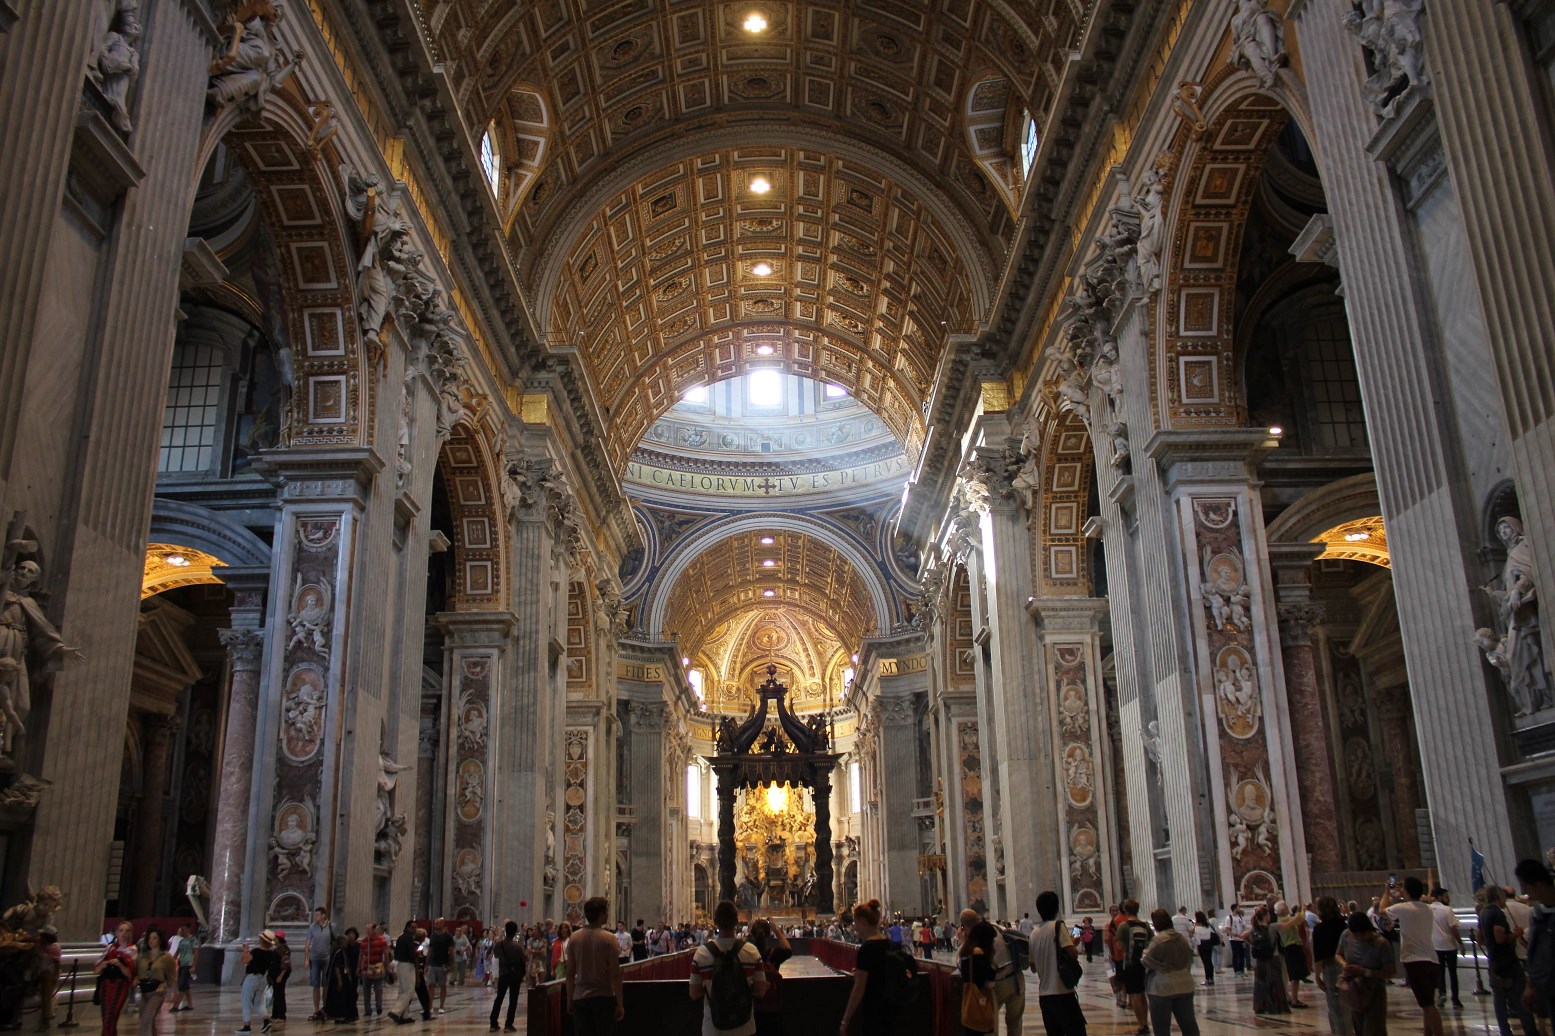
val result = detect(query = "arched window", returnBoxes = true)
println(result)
[479,127,499,193]
[1020,112,1039,174]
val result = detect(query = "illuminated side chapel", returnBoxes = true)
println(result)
[0,0,1551,1022]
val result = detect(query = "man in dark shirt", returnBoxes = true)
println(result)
[630,920,649,962]
[489,921,524,1032]
[386,922,420,1025]
[427,919,455,1015]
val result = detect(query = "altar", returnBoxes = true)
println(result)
[708,664,839,916]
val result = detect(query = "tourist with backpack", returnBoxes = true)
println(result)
[690,900,768,1036]
[747,919,792,1036]
[1114,899,1153,1035]
[1029,891,1087,1036]
[840,900,917,1036]
[957,908,1026,1036]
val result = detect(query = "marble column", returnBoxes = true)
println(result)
[126,715,177,918]
[965,438,1060,915]
[1373,683,1424,868]
[210,627,265,943]
[1275,597,1342,876]
[875,692,922,915]
[1289,0,1518,891]
[1426,1,1555,671]
[623,698,668,923]
[716,773,737,907]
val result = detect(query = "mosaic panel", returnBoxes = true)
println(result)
[450,653,494,919]
[562,729,589,924]
[1051,642,1104,913]
[958,720,988,914]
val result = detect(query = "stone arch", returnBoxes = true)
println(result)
[147,498,272,572]
[199,88,372,448]
[639,513,894,638]
[1265,473,1390,566]
[435,422,508,608]
[1151,69,1305,429]
[1032,410,1095,596]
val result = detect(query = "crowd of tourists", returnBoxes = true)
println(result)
[76,856,1555,1036]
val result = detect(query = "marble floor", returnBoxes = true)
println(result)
[50,962,1522,1035]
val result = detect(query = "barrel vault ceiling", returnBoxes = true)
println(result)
[412,0,1090,468]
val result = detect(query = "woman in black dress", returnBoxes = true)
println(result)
[324,930,360,1022]
[838,900,915,1036]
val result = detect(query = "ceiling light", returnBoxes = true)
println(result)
[1345,531,1370,542]
[762,559,776,568]
[165,554,190,567]
[851,653,859,663]
[682,656,691,666]
[751,261,774,276]
[1268,425,1284,436]
[755,344,774,356]
[763,589,776,597]
[759,536,775,545]
[743,12,768,33]
[749,176,772,194]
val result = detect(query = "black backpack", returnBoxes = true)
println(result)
[1250,928,1275,962]
[705,940,755,1030]
[875,945,920,1007]
[1121,920,1151,969]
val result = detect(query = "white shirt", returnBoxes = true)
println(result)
[1385,900,1438,964]
[1172,913,1194,938]
[615,930,631,955]
[1029,920,1075,997]
[1429,902,1460,952]
[690,937,763,1036]
[1227,912,1250,940]
[1018,917,1036,936]
[1506,899,1533,960]
[1191,924,1214,946]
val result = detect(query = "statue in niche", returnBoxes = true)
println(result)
[87,0,142,133]
[543,811,557,891]
[1230,0,1287,89]
[374,752,411,870]
[1478,515,1553,716]
[1105,420,1131,470]
[1054,358,1091,428]
[0,556,82,757]
[207,0,300,115]
[1344,0,1429,118]
[1142,720,1164,786]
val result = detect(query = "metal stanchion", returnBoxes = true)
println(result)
[57,962,80,1027]
[1470,929,1489,996]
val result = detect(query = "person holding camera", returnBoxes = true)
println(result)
[94,922,137,1036]
[136,929,176,1036]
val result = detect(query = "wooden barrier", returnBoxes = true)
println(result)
[528,940,961,1036]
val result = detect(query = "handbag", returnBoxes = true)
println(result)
[366,962,385,980]
[960,981,997,1032]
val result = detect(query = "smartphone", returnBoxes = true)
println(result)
[1387,873,1397,888]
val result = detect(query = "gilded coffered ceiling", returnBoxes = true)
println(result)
[695,607,850,714]
[662,529,875,657]
[413,0,1090,467]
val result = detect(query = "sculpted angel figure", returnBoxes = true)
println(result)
[1230,0,1287,88]
[1054,358,1091,428]
[1133,162,1168,293]
[87,0,143,133]
[207,0,300,114]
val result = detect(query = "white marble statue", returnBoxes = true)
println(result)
[1479,516,1553,716]
[1230,0,1287,89]
[1134,162,1168,294]
[0,560,82,756]
[1343,0,1429,118]
[269,808,315,880]
[87,0,142,133]
[374,752,411,869]
[286,576,332,652]
[207,0,300,115]
[1054,358,1091,428]
[1142,720,1164,786]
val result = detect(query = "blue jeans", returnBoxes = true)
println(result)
[241,974,267,1024]
[1147,992,1199,1036]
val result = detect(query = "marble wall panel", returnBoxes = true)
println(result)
[449,653,494,919]
[957,720,987,913]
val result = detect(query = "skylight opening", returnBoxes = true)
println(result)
[1021,112,1039,174]
[824,383,849,399]
[480,127,500,193]
[747,369,782,407]
[682,385,709,404]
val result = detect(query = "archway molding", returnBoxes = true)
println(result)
[641,512,894,639]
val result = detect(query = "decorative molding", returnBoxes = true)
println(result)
[218,627,265,672]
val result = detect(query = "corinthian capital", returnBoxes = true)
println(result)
[218,627,265,672]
